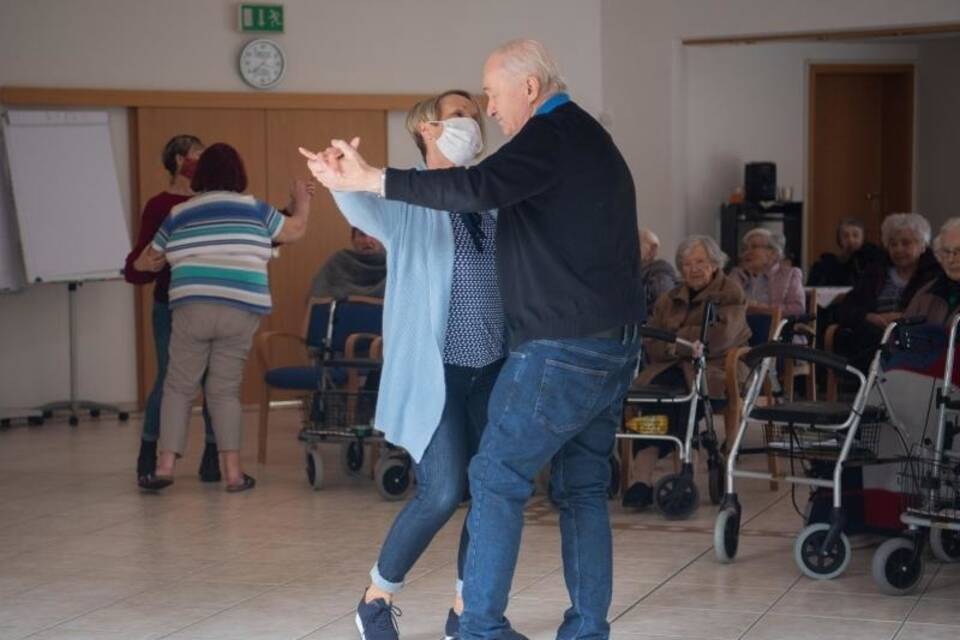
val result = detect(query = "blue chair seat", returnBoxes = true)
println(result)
[264,366,320,391]
[264,366,349,390]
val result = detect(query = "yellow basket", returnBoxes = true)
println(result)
[625,414,669,435]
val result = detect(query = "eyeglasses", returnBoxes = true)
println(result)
[938,247,960,260]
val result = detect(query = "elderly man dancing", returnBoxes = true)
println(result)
[304,39,643,640]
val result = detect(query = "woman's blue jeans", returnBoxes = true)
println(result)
[371,359,504,594]
[142,301,215,444]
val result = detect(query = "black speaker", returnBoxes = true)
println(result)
[744,162,776,203]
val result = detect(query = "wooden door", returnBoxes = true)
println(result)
[134,107,268,405]
[133,107,388,406]
[808,66,914,266]
[264,110,387,368]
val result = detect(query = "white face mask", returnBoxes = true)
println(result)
[432,117,483,166]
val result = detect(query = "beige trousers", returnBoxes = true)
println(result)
[159,303,260,456]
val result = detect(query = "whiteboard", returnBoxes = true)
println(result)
[1,110,129,283]
[0,125,26,291]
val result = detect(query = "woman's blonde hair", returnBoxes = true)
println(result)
[405,90,485,160]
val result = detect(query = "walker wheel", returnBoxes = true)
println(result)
[305,449,324,490]
[118,411,130,422]
[714,507,740,563]
[930,522,960,563]
[375,455,412,501]
[795,523,851,580]
[654,472,699,520]
[708,456,724,505]
[872,537,924,595]
[340,440,365,477]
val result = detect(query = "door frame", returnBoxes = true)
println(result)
[805,63,916,267]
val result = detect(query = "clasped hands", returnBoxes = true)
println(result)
[298,138,382,194]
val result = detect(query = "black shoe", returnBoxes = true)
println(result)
[444,608,459,640]
[136,439,157,483]
[622,482,653,511]
[138,474,174,492]
[198,442,222,482]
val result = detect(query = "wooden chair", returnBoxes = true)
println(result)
[724,306,782,490]
[782,288,818,402]
[255,295,383,464]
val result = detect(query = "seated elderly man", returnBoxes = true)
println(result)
[834,212,941,370]
[732,228,805,317]
[308,227,386,299]
[904,218,960,325]
[808,217,884,287]
[639,228,680,311]
[623,235,751,510]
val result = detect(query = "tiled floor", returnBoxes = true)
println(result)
[1,408,959,640]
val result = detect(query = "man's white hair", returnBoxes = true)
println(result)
[491,39,567,95]
[640,228,660,247]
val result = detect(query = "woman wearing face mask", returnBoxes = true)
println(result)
[305,90,502,640]
[124,134,221,487]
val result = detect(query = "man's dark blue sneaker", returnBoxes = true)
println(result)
[446,610,528,640]
[443,608,459,639]
[355,595,401,640]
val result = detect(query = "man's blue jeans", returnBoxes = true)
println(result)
[460,337,639,640]
[142,301,215,444]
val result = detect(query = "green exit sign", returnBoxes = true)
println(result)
[239,4,284,33]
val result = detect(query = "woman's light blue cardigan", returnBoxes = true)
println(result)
[331,191,495,463]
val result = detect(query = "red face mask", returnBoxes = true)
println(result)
[179,157,198,179]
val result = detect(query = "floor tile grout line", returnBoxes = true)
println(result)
[734,573,803,640]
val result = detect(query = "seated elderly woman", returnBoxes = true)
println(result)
[639,228,679,312]
[834,212,941,370]
[903,218,960,324]
[623,235,751,510]
[732,228,805,317]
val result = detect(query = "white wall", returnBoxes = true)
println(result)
[601,0,960,258]
[917,37,960,231]
[0,0,603,409]
[684,41,919,244]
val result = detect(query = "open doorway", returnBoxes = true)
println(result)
[807,64,914,266]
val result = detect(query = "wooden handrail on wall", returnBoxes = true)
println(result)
[683,21,960,46]
[0,87,430,111]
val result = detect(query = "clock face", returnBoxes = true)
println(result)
[239,39,285,90]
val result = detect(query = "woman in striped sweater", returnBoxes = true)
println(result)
[136,143,313,492]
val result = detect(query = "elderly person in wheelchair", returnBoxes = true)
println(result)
[623,235,751,510]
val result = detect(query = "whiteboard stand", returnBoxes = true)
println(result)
[37,282,131,427]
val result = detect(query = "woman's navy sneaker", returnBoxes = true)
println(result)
[355,595,400,640]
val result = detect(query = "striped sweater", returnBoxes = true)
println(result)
[151,191,285,315]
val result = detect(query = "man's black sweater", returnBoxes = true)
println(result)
[385,101,645,347]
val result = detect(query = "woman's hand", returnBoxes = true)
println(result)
[290,178,315,204]
[133,246,165,273]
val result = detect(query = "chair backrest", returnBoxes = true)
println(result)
[329,296,384,353]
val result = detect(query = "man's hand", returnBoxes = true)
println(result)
[298,138,383,194]
[134,245,165,273]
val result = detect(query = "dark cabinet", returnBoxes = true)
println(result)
[721,202,803,270]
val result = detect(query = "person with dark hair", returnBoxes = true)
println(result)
[135,143,314,492]
[308,226,386,299]
[807,217,884,287]
[124,134,220,487]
